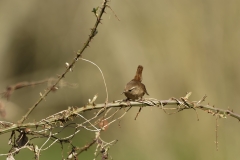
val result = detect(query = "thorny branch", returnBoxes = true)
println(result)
[0,93,238,135]
[18,0,109,124]
[0,92,238,159]
[0,0,237,159]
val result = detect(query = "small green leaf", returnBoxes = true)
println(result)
[92,7,99,14]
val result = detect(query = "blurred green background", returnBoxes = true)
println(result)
[1,0,240,159]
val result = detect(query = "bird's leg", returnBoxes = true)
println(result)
[117,98,133,112]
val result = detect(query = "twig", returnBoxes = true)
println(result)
[74,139,97,158]
[0,79,50,100]
[215,115,219,151]
[81,58,108,104]
[18,0,109,124]
[1,95,240,135]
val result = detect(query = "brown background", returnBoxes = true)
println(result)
[0,0,240,159]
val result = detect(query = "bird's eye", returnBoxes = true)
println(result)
[128,87,135,92]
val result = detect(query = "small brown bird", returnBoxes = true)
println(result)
[123,65,149,100]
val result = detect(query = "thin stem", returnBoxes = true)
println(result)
[2,96,239,135]
[18,0,109,124]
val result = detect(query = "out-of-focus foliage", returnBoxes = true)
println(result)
[0,0,240,159]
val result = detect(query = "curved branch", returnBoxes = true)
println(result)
[1,95,239,135]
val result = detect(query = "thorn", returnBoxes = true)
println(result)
[77,49,80,55]
[65,62,69,68]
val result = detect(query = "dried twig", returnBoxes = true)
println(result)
[1,94,239,135]
[18,0,109,124]
[0,79,50,100]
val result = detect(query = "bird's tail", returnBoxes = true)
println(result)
[133,65,143,82]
